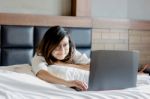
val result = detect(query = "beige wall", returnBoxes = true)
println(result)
[92,0,128,19]
[92,0,150,21]
[0,0,71,16]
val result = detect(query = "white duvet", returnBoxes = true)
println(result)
[0,64,150,99]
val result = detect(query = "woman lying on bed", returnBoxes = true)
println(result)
[32,26,90,91]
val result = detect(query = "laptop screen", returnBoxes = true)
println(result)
[88,50,139,91]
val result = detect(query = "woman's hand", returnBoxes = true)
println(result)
[65,80,88,91]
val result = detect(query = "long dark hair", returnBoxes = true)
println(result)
[36,26,75,65]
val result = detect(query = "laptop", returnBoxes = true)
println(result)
[88,50,139,91]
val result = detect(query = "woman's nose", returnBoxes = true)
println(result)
[58,45,65,51]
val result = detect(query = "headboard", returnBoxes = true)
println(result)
[0,25,91,66]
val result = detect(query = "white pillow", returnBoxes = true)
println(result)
[48,65,89,84]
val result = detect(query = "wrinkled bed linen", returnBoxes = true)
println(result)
[0,64,89,84]
[0,69,150,99]
[0,64,34,76]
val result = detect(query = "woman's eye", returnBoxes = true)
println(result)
[63,43,68,47]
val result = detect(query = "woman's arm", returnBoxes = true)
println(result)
[71,49,90,70]
[32,54,87,91]
[72,64,90,71]
[55,62,90,71]
[73,50,90,64]
[36,70,88,91]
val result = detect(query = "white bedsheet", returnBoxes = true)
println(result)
[0,64,34,76]
[0,70,150,99]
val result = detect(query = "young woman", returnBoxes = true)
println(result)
[31,26,90,91]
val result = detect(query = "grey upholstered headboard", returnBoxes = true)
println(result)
[0,25,91,66]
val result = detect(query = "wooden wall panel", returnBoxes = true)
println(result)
[71,0,91,16]
[93,18,150,30]
[0,13,92,27]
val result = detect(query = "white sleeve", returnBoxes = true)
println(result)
[31,54,48,75]
[72,49,91,64]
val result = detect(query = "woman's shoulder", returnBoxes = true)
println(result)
[72,49,90,64]
[32,53,46,62]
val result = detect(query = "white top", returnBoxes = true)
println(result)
[31,50,90,83]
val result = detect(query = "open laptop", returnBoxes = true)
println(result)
[88,50,139,91]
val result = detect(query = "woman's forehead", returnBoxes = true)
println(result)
[60,36,69,43]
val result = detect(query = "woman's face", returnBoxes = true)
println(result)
[52,36,70,60]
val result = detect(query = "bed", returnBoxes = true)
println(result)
[0,13,150,99]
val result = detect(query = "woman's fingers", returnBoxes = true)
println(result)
[66,80,88,91]
[72,80,87,91]
[82,81,88,89]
